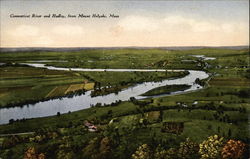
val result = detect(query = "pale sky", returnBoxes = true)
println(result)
[0,0,249,47]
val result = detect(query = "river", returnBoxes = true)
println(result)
[0,55,214,124]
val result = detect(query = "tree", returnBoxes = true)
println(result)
[107,110,113,117]
[228,129,232,137]
[99,137,112,159]
[56,136,74,159]
[82,136,112,159]
[132,144,152,159]
[154,145,178,159]
[199,135,224,159]
[139,118,148,128]
[82,137,101,159]
[221,139,246,159]
[56,150,73,159]
[154,145,168,159]
[217,126,221,133]
[158,110,163,122]
[178,138,200,159]
[24,147,45,159]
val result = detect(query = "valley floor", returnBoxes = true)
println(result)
[0,48,249,159]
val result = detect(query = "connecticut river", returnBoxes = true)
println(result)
[0,64,209,125]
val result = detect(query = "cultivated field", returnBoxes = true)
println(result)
[0,48,249,159]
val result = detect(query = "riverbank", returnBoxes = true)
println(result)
[0,48,249,159]
[0,70,208,124]
[0,64,189,108]
[141,84,191,96]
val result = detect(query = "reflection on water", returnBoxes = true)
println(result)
[22,63,185,72]
[0,66,208,124]
[190,55,216,60]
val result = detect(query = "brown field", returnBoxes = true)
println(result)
[0,92,8,98]
[45,85,69,98]
[145,111,160,121]
[83,83,95,90]
[64,83,85,94]
[209,78,250,87]
[46,83,95,98]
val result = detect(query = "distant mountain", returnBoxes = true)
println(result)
[0,46,249,53]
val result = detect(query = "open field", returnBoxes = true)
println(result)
[0,48,224,70]
[0,66,95,108]
[0,48,249,159]
[0,63,189,108]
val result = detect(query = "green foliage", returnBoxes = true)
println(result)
[0,48,249,159]
[56,150,73,159]
[199,135,225,159]
[154,145,178,159]
[99,137,112,159]
[82,137,101,158]
[82,136,112,159]
[132,144,152,159]
[178,138,200,159]
[142,84,191,96]
[56,136,74,159]
[2,135,25,149]
[24,147,45,159]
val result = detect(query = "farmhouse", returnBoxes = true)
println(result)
[84,121,98,132]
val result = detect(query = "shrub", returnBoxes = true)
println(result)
[24,147,45,159]
[154,145,178,159]
[178,138,200,159]
[199,135,224,159]
[221,139,246,159]
[132,144,152,159]
[2,135,24,149]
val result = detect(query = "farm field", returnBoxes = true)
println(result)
[0,65,187,108]
[0,66,95,108]
[0,48,249,159]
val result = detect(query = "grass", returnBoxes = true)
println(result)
[0,64,188,107]
[0,48,249,159]
[0,66,89,107]
[45,85,69,98]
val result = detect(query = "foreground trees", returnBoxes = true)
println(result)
[24,147,45,159]
[199,135,224,159]
[221,139,246,159]
[131,135,247,159]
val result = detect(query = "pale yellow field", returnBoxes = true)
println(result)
[45,82,95,98]
[145,111,160,121]
[84,83,95,90]
[64,83,85,94]
[0,92,8,98]
[45,85,69,98]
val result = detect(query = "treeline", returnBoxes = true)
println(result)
[1,87,87,109]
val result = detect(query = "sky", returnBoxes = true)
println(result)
[0,0,249,47]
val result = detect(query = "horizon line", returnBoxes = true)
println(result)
[1,45,249,49]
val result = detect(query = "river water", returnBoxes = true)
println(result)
[0,66,209,125]
[1,54,215,125]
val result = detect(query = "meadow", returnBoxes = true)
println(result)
[0,48,249,159]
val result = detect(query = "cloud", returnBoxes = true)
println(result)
[162,15,249,34]
[2,14,248,47]
[109,25,124,37]
[10,25,39,37]
[118,15,159,32]
[116,15,242,35]
[164,16,221,32]
[164,16,195,25]
[52,25,84,36]
[33,36,54,45]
